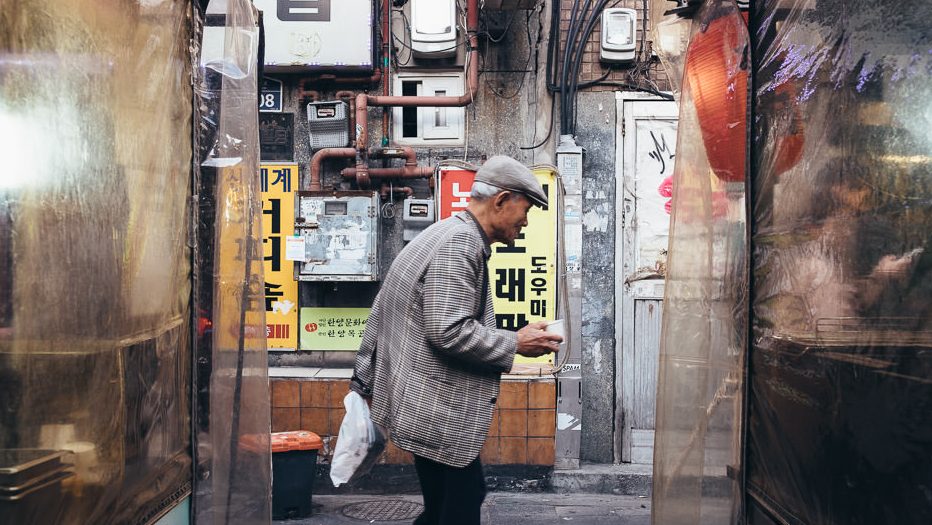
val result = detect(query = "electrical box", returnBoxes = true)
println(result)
[392,73,465,145]
[294,191,379,281]
[307,100,350,149]
[252,0,374,72]
[410,0,458,58]
[402,198,435,241]
[600,8,637,63]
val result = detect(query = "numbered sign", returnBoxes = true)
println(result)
[259,77,283,112]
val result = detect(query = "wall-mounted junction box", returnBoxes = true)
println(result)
[392,72,465,145]
[410,0,458,58]
[600,8,637,63]
[307,100,349,149]
[402,198,436,242]
[252,0,374,72]
[294,191,379,281]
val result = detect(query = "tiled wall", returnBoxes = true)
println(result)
[270,377,556,466]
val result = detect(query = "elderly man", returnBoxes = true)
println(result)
[350,155,563,525]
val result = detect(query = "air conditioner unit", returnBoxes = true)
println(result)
[410,0,457,59]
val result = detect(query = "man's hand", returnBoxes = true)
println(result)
[516,321,563,357]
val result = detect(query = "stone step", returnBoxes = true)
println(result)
[551,463,653,496]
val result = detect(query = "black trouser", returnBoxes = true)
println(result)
[413,455,486,525]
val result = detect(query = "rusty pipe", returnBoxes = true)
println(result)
[368,146,418,166]
[355,0,479,184]
[341,166,434,179]
[335,90,356,141]
[380,183,414,200]
[308,147,356,191]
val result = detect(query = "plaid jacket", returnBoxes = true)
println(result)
[350,211,518,467]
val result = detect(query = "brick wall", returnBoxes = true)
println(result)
[270,377,556,466]
[560,0,672,93]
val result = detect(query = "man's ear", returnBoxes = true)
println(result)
[493,191,511,210]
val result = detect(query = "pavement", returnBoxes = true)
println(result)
[275,492,652,525]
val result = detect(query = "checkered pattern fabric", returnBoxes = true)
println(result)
[351,212,518,467]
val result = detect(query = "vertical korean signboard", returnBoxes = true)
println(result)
[261,163,299,350]
[437,166,559,365]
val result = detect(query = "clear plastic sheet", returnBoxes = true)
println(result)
[651,1,749,523]
[1,1,194,523]
[193,0,272,523]
[748,0,932,523]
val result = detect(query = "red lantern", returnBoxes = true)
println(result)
[684,9,749,183]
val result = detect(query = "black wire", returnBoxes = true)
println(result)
[520,90,556,150]
[560,0,586,132]
[483,9,536,100]
[583,81,674,99]
[567,0,610,135]
[482,8,520,43]
[545,0,561,92]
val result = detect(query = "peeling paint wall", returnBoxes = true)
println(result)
[577,91,618,463]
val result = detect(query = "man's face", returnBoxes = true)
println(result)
[494,193,532,246]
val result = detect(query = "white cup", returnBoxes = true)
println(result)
[544,319,566,341]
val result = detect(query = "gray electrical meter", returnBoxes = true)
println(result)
[294,191,379,281]
[402,198,435,241]
[307,100,350,149]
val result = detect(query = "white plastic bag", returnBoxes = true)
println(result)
[330,390,385,487]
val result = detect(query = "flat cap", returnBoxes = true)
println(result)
[474,155,548,208]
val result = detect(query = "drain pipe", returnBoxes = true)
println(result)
[308,148,356,191]
[340,166,434,180]
[355,0,480,186]
[310,147,426,190]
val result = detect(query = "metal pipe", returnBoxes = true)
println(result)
[340,166,434,179]
[355,0,479,185]
[308,147,356,191]
[335,90,356,143]
[380,183,414,200]
[368,146,418,166]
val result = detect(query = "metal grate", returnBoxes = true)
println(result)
[341,500,424,521]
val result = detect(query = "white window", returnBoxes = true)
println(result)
[392,73,465,145]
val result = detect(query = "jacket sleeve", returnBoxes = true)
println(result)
[350,293,381,397]
[422,231,517,372]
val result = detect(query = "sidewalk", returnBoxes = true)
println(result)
[277,492,651,524]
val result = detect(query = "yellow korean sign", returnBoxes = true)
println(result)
[300,307,371,351]
[437,166,559,365]
[489,167,558,365]
[261,163,299,350]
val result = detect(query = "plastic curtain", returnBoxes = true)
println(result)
[747,0,932,523]
[193,0,272,523]
[0,1,194,523]
[651,1,749,524]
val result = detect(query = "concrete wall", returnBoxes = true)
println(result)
[576,91,618,463]
[266,1,673,464]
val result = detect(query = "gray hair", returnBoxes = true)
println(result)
[470,180,505,200]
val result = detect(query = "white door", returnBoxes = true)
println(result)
[614,94,678,463]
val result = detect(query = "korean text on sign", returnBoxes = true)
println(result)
[261,163,299,350]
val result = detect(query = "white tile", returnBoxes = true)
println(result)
[268,367,321,378]
[315,368,354,379]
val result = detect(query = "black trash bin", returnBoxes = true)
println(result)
[271,431,323,520]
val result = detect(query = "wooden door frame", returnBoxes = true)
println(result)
[613,92,678,463]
